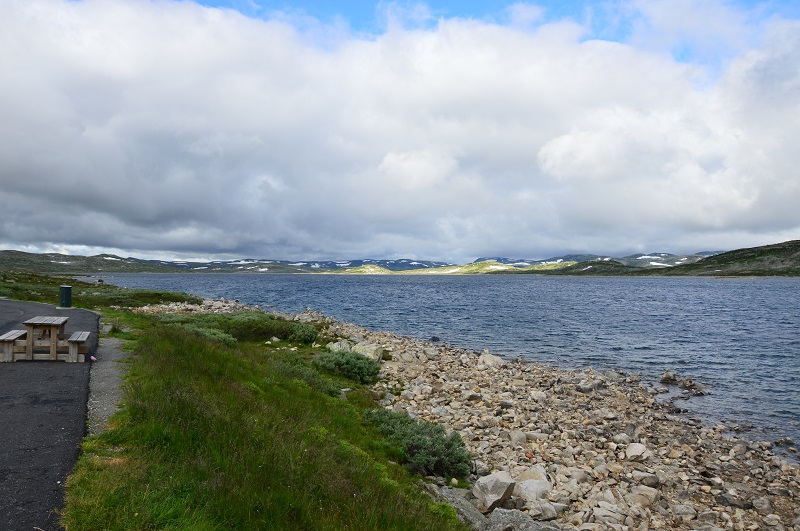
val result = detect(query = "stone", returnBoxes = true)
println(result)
[762,514,784,529]
[611,433,631,445]
[478,350,505,368]
[326,339,352,352]
[517,464,548,482]
[672,503,697,520]
[530,390,547,401]
[423,347,440,360]
[752,496,773,515]
[509,430,528,447]
[631,469,660,487]
[485,508,562,531]
[351,341,384,361]
[423,484,488,531]
[527,500,559,521]
[514,479,553,502]
[397,350,418,363]
[472,471,516,513]
[625,442,649,461]
[526,432,549,441]
[592,505,626,525]
[624,485,660,508]
[716,491,753,510]
[576,379,604,393]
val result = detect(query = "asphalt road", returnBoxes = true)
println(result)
[0,300,99,531]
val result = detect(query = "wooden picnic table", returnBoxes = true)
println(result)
[23,316,69,361]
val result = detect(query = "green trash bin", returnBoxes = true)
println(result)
[60,285,72,308]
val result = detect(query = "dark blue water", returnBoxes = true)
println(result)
[106,273,800,446]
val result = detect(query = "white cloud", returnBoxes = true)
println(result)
[0,0,798,262]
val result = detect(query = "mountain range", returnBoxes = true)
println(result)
[1,240,799,276]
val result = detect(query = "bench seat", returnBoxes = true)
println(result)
[66,331,91,362]
[1,330,27,362]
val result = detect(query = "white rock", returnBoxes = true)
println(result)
[513,479,552,502]
[351,342,384,361]
[472,471,516,513]
[516,464,548,482]
[625,442,650,461]
[624,485,660,508]
[478,350,505,368]
[509,430,527,447]
[327,339,352,352]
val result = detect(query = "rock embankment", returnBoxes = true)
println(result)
[132,298,264,315]
[318,315,800,531]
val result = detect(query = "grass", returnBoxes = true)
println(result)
[19,276,469,530]
[62,327,464,530]
[0,271,201,309]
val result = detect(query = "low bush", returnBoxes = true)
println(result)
[175,324,238,347]
[313,350,381,384]
[270,359,341,397]
[153,312,319,344]
[210,313,318,344]
[364,409,472,479]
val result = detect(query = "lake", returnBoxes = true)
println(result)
[105,273,800,447]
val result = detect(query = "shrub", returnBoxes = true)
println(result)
[153,312,319,345]
[210,313,319,344]
[364,409,472,479]
[270,359,341,397]
[175,324,238,347]
[313,350,381,384]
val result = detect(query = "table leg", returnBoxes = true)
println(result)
[50,325,58,360]
[25,324,33,360]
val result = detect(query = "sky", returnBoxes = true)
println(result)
[1,0,799,263]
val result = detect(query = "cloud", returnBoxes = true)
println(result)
[0,0,798,262]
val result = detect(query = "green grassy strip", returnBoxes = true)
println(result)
[61,325,465,530]
[0,271,200,309]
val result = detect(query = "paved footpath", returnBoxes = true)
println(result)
[0,300,99,531]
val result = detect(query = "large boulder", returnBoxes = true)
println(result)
[351,342,384,362]
[514,479,552,503]
[472,471,516,513]
[514,464,552,503]
[485,508,563,530]
[478,349,505,369]
[424,484,488,531]
[625,442,651,461]
[624,485,660,508]
[326,339,352,352]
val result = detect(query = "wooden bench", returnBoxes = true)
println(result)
[1,330,27,362]
[66,331,91,363]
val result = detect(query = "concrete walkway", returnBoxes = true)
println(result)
[0,299,103,531]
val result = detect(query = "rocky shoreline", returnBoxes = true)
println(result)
[313,311,800,531]
[136,301,800,530]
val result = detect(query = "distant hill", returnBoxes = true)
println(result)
[2,241,798,276]
[532,240,800,277]
[336,261,577,275]
[650,239,800,276]
[0,251,176,274]
[478,251,712,269]
[0,251,452,274]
